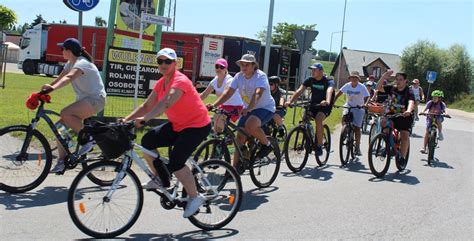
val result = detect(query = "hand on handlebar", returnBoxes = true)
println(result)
[320,100,329,107]
[284,101,292,108]
[403,111,412,117]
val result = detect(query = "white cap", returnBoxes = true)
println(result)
[157,48,177,60]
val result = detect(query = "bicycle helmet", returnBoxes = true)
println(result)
[268,76,281,85]
[431,90,444,98]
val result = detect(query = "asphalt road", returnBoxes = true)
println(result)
[0,110,472,240]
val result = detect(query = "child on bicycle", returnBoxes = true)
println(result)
[269,76,287,137]
[420,90,448,154]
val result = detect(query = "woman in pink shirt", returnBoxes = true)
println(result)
[124,48,211,218]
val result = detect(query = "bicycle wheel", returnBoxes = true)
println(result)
[68,161,143,238]
[427,129,437,165]
[0,125,52,193]
[315,124,331,166]
[193,138,230,164]
[368,133,391,177]
[368,122,378,145]
[362,114,369,134]
[339,126,352,166]
[188,159,242,230]
[284,126,310,172]
[249,137,281,188]
[272,124,287,155]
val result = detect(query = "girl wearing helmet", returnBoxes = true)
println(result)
[420,90,448,154]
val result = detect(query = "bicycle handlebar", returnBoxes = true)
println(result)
[419,113,452,118]
[333,105,366,110]
[288,101,324,108]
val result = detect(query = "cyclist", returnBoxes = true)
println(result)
[410,79,425,121]
[374,70,415,165]
[124,48,211,218]
[365,80,375,100]
[284,63,335,156]
[40,38,106,173]
[269,76,287,137]
[200,58,244,133]
[210,54,276,169]
[420,90,448,154]
[334,71,370,156]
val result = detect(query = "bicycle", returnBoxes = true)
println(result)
[334,105,366,166]
[67,120,243,238]
[419,112,451,165]
[193,107,281,188]
[283,101,331,173]
[367,102,385,145]
[368,113,411,177]
[0,92,108,193]
[263,107,288,154]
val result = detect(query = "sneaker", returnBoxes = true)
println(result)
[50,160,65,173]
[256,144,273,158]
[183,194,206,218]
[77,139,96,156]
[141,179,162,190]
[438,132,444,141]
[316,145,323,156]
[420,149,427,154]
[355,146,362,156]
[277,126,285,138]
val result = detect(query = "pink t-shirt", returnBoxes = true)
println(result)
[153,71,210,132]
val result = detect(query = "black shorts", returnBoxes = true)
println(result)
[141,122,211,172]
[391,116,414,133]
[308,106,332,118]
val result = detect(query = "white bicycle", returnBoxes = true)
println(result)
[67,120,243,238]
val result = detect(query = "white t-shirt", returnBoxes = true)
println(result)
[209,74,243,106]
[230,69,275,112]
[64,56,106,101]
[340,82,370,107]
[411,86,422,101]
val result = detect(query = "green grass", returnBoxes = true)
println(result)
[449,94,474,112]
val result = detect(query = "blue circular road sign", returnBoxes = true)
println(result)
[63,0,99,12]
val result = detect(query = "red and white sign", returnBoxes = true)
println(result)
[200,37,224,78]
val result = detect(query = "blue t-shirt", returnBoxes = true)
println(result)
[302,76,335,105]
[230,69,275,112]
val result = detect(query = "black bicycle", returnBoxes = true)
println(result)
[0,91,108,193]
[419,112,451,165]
[335,105,366,166]
[193,107,281,188]
[263,107,288,155]
[283,101,331,173]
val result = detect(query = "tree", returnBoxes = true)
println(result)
[0,5,17,40]
[31,14,46,27]
[401,40,473,102]
[256,22,317,49]
[95,16,106,27]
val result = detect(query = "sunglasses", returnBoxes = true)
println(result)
[157,59,174,65]
[215,65,225,69]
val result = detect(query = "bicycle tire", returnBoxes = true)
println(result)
[339,126,352,166]
[368,133,391,178]
[188,159,243,230]
[284,126,310,173]
[193,138,231,165]
[0,125,52,193]
[249,137,281,188]
[368,122,378,145]
[427,129,437,165]
[68,161,143,238]
[315,124,331,166]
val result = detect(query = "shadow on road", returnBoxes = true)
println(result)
[340,157,373,175]
[239,186,278,211]
[0,186,68,210]
[76,228,239,240]
[281,164,334,181]
[368,169,420,185]
[421,158,454,169]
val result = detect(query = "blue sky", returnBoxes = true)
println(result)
[2,0,473,56]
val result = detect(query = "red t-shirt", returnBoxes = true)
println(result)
[153,71,210,132]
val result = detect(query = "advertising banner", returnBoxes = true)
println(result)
[199,37,224,78]
[105,47,160,98]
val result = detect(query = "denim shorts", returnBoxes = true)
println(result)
[237,108,274,127]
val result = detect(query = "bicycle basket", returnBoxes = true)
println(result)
[82,121,134,159]
[343,112,354,123]
[367,103,384,114]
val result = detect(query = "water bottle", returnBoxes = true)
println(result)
[55,123,75,149]
[152,156,171,188]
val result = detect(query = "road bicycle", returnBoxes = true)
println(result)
[283,101,331,173]
[0,92,107,193]
[368,113,411,177]
[335,105,366,166]
[193,107,281,188]
[67,120,242,238]
[419,112,451,165]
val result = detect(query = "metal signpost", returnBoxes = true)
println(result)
[63,0,100,45]
[134,13,172,109]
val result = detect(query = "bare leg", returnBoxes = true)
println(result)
[315,112,326,146]
[400,130,410,158]
[174,166,198,197]
[244,116,269,145]
[232,131,246,168]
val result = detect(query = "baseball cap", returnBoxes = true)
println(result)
[367,75,375,80]
[157,48,177,60]
[236,54,257,65]
[308,63,324,70]
[412,79,420,84]
[57,38,82,55]
[365,80,374,86]
[215,58,228,68]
